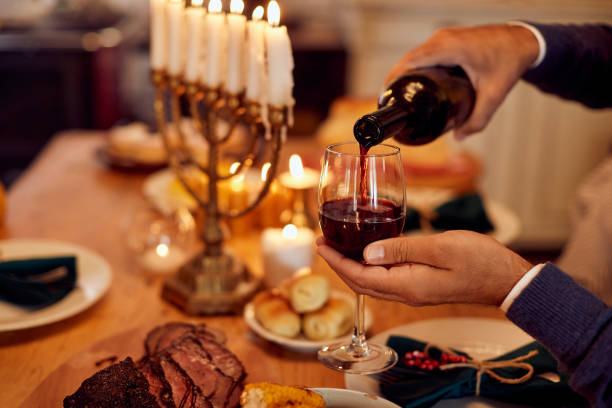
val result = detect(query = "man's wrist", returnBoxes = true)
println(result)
[500,263,545,312]
[507,21,547,68]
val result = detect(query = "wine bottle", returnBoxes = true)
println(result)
[353,66,475,148]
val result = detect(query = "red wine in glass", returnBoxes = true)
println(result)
[319,197,404,261]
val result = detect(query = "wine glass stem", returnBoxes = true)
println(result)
[348,293,369,357]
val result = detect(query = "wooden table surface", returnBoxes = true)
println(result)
[0,132,506,407]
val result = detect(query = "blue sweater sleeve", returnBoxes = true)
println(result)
[521,23,612,108]
[506,263,612,407]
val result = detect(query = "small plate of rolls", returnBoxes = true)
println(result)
[244,273,372,353]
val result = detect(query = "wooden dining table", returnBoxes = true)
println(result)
[0,132,507,407]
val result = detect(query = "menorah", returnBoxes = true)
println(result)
[151,69,288,314]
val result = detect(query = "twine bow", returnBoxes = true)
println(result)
[424,344,539,396]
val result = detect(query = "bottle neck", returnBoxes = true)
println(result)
[353,104,412,149]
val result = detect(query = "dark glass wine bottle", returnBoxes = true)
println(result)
[353,66,475,148]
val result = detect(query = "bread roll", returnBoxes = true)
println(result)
[288,274,329,313]
[253,291,301,338]
[302,297,353,341]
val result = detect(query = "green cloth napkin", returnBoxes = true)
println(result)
[379,336,588,408]
[0,256,77,308]
[403,194,494,233]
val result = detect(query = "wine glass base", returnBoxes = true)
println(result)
[318,342,398,374]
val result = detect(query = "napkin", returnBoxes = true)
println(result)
[403,194,494,233]
[379,335,588,408]
[0,256,77,308]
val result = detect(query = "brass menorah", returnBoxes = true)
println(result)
[151,69,288,314]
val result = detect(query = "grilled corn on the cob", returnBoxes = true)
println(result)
[240,382,326,407]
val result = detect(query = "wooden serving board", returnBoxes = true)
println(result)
[21,321,305,408]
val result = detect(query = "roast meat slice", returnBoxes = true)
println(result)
[146,323,227,356]
[164,336,235,408]
[154,352,213,408]
[63,357,160,408]
[194,337,246,384]
[139,357,173,408]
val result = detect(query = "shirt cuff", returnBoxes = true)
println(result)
[500,263,545,312]
[507,21,547,68]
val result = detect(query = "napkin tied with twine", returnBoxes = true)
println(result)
[379,335,588,408]
[0,256,77,308]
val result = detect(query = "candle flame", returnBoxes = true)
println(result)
[261,162,271,181]
[229,161,241,174]
[289,154,304,179]
[191,0,204,6]
[267,0,280,26]
[282,224,298,239]
[230,0,244,14]
[252,5,264,21]
[208,0,222,13]
[156,243,169,257]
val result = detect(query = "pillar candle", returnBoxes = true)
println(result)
[265,1,294,106]
[226,0,246,94]
[167,0,186,76]
[185,0,206,82]
[261,224,315,288]
[150,0,168,70]
[245,6,265,101]
[204,0,226,88]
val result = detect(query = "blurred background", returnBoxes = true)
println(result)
[1,0,611,254]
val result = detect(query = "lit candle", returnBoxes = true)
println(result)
[185,0,206,82]
[245,6,265,101]
[140,242,188,274]
[257,161,290,228]
[167,0,186,76]
[226,0,246,94]
[279,154,320,190]
[265,1,294,106]
[261,224,315,288]
[150,0,168,70]
[204,0,226,87]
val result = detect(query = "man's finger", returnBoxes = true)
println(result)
[363,235,450,268]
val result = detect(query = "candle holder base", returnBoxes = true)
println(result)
[162,249,261,315]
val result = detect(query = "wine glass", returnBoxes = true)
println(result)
[318,142,406,374]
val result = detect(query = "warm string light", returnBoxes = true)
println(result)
[267,0,280,27]
[252,5,264,21]
[208,0,222,13]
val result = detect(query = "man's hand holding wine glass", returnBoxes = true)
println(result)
[316,230,533,307]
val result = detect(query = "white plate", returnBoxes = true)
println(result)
[312,388,401,408]
[345,317,534,408]
[244,290,372,353]
[0,239,112,332]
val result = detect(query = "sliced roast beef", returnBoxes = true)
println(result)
[146,323,227,356]
[164,335,235,408]
[194,337,246,383]
[63,357,160,408]
[139,357,173,408]
[160,352,214,408]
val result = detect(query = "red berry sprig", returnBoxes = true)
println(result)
[403,350,468,371]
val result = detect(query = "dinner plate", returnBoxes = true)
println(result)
[345,317,534,408]
[244,290,373,353]
[0,238,112,331]
[312,388,401,408]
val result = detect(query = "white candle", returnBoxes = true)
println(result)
[204,0,226,87]
[279,154,320,190]
[140,243,187,274]
[167,0,186,76]
[185,0,206,82]
[261,224,315,288]
[226,0,246,94]
[246,6,265,101]
[265,1,294,106]
[150,0,168,70]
